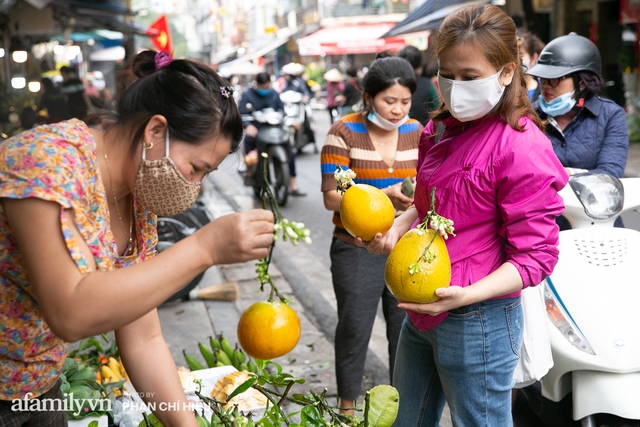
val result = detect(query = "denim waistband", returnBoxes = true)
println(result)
[448,296,520,315]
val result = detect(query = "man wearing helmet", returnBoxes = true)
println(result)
[527,32,628,228]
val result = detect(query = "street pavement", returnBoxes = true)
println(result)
[156,104,640,426]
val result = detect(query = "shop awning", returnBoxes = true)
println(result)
[380,0,490,38]
[217,31,293,74]
[297,23,407,56]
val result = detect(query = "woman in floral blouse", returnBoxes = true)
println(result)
[0,51,275,426]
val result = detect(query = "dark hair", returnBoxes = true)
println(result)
[256,72,271,85]
[346,67,358,78]
[573,71,602,100]
[398,45,423,70]
[92,50,243,154]
[517,30,545,59]
[361,57,417,111]
[375,50,395,60]
[60,65,75,76]
[41,77,55,91]
[422,47,438,78]
[431,4,543,131]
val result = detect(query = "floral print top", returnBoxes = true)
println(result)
[0,119,158,400]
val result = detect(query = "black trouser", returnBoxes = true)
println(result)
[330,237,405,400]
[0,379,68,427]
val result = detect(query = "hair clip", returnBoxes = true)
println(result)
[154,51,173,70]
[220,86,234,99]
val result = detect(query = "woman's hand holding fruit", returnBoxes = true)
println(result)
[383,182,413,212]
[355,208,418,253]
[397,285,468,315]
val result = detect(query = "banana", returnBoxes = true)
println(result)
[218,334,235,362]
[213,348,233,366]
[117,357,126,377]
[209,335,221,351]
[199,343,216,368]
[107,357,122,381]
[100,366,119,384]
[210,411,223,427]
[239,363,249,372]
[247,360,258,374]
[183,350,205,371]
[195,414,210,427]
[232,345,246,367]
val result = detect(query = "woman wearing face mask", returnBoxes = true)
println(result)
[0,51,275,427]
[356,5,567,426]
[527,33,628,181]
[320,56,423,414]
[517,29,545,100]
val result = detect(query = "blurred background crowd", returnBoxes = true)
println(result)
[2,0,640,139]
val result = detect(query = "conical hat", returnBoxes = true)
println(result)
[323,68,344,82]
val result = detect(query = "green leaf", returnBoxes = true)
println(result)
[300,405,324,427]
[88,422,99,427]
[226,376,257,403]
[365,385,399,427]
[138,413,163,427]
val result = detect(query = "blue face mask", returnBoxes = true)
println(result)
[256,88,271,96]
[538,91,576,117]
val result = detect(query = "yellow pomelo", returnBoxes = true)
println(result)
[340,184,395,241]
[385,228,451,303]
[237,300,301,360]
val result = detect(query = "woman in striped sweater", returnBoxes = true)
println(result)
[320,56,423,413]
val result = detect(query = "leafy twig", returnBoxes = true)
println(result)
[409,187,455,274]
[255,153,311,302]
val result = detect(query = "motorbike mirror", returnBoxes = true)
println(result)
[569,173,624,220]
[246,103,254,112]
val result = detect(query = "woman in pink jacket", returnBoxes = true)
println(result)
[358,4,567,426]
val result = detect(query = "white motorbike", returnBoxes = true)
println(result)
[279,90,317,154]
[517,173,640,427]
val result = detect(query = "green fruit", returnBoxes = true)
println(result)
[218,334,235,362]
[209,336,221,350]
[183,350,205,371]
[195,414,210,427]
[213,348,233,366]
[199,343,215,368]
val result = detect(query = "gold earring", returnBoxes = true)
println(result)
[144,140,154,150]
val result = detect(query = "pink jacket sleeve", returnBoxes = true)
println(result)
[494,126,569,288]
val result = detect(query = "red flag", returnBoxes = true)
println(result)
[146,15,173,54]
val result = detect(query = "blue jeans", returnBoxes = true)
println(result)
[392,297,523,427]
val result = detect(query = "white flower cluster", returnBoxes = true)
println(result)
[425,210,455,239]
[274,218,312,246]
[334,166,356,193]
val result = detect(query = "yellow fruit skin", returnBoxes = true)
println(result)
[237,301,301,361]
[107,357,122,380]
[340,184,394,241]
[385,228,451,303]
[100,366,119,384]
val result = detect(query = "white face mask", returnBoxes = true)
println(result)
[367,106,409,131]
[437,68,506,122]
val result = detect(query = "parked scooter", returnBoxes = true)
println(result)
[157,195,211,303]
[516,173,640,427]
[280,90,318,154]
[242,106,291,206]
